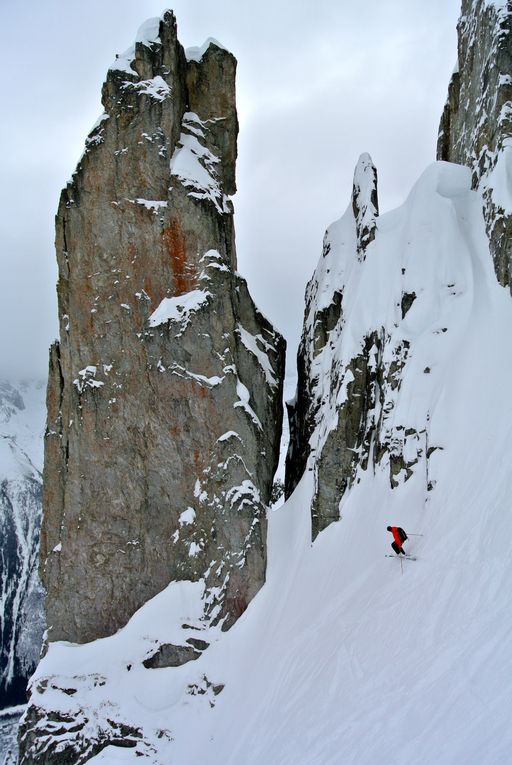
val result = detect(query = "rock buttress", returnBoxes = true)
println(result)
[437,0,512,288]
[40,11,285,646]
[286,154,379,518]
[286,155,448,539]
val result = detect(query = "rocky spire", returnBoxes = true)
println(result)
[38,11,285,646]
[352,152,379,260]
[286,155,380,510]
[437,0,512,287]
[20,11,285,761]
[285,154,455,539]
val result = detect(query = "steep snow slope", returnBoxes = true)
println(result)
[21,162,512,764]
[0,380,45,708]
[177,161,512,764]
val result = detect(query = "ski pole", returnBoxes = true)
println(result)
[407,533,423,536]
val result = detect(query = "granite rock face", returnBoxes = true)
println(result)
[38,12,284,647]
[0,380,46,709]
[437,0,512,287]
[20,11,284,763]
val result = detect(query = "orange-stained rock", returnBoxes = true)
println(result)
[40,11,285,647]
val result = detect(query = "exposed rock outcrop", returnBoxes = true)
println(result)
[352,152,379,260]
[0,380,45,709]
[20,10,284,763]
[437,0,512,288]
[39,11,284,648]
[286,157,462,538]
[286,154,380,509]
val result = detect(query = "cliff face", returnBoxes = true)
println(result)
[19,11,284,763]
[286,154,379,503]
[285,156,467,539]
[437,0,512,288]
[286,154,385,536]
[0,380,45,709]
[40,11,284,647]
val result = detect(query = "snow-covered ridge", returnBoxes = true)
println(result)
[288,157,505,539]
[307,161,476,460]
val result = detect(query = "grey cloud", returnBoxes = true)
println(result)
[0,0,460,378]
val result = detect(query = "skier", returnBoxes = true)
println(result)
[387,525,408,555]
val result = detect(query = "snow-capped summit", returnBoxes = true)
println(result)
[352,152,379,260]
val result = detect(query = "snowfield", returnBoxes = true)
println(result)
[24,161,512,764]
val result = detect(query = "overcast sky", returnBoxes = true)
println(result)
[0,0,461,379]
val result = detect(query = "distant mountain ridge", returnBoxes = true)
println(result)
[0,379,45,709]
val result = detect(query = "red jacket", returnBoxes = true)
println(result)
[390,526,407,546]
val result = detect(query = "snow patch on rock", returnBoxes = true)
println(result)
[170,113,229,213]
[148,289,211,331]
[122,76,171,102]
[186,38,227,62]
[110,16,162,74]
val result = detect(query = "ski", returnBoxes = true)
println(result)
[385,554,417,561]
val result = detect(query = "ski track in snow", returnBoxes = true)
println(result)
[30,162,512,764]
